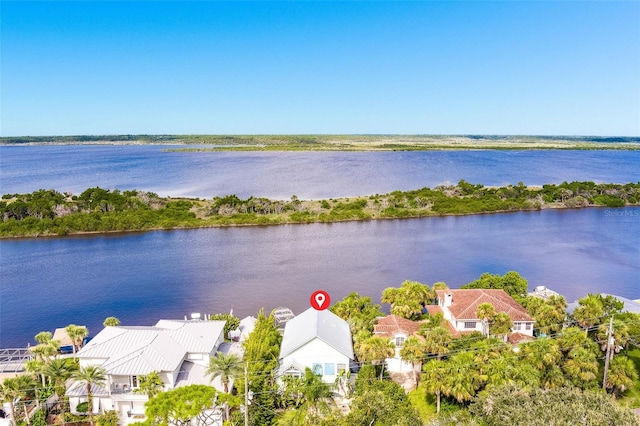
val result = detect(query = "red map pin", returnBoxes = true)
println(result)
[310,290,330,310]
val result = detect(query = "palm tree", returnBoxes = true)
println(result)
[206,352,242,394]
[476,303,495,337]
[72,365,106,426]
[0,375,34,426]
[65,325,88,356]
[206,352,242,420]
[381,280,432,320]
[596,319,630,358]
[420,326,451,360]
[133,371,164,399]
[399,336,425,388]
[562,347,599,389]
[442,352,479,403]
[490,312,513,342]
[422,360,447,414]
[102,317,120,327]
[289,368,334,424]
[356,336,395,379]
[605,355,638,397]
[572,294,604,334]
[44,359,78,426]
[521,338,562,371]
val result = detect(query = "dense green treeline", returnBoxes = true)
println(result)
[2,181,639,237]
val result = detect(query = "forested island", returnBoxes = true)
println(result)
[2,134,640,150]
[1,181,639,238]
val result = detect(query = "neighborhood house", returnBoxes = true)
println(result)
[277,308,355,388]
[67,319,226,425]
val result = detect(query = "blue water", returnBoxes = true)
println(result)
[1,146,639,347]
[1,145,639,199]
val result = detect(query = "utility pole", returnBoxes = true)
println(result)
[602,316,614,389]
[244,362,249,426]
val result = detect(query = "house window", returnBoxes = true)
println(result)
[513,322,522,331]
[131,376,138,388]
[312,363,323,376]
[324,363,335,375]
[337,363,347,374]
[464,321,476,329]
[395,336,405,348]
[525,323,532,331]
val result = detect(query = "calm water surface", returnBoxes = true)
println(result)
[1,146,639,347]
[2,145,639,199]
[1,208,638,347]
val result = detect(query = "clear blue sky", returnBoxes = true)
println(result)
[2,1,639,136]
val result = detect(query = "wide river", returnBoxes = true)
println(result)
[1,145,639,347]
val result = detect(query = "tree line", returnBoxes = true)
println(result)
[2,181,639,238]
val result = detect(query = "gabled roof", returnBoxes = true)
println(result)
[77,321,225,376]
[373,315,422,339]
[435,289,533,322]
[279,308,354,360]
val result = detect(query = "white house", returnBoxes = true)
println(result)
[277,308,354,386]
[432,289,535,338]
[373,315,423,373]
[66,319,226,425]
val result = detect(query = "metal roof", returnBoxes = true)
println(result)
[77,320,225,376]
[279,308,354,360]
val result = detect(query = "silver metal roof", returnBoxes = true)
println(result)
[77,320,225,376]
[279,308,354,360]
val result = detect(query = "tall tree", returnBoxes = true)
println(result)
[206,352,242,420]
[461,271,528,298]
[572,294,604,334]
[422,360,447,414]
[476,303,495,337]
[239,309,281,426]
[65,324,89,355]
[44,359,78,426]
[381,280,432,320]
[596,319,630,358]
[133,371,164,399]
[399,336,425,387]
[605,355,638,397]
[0,375,34,426]
[490,312,513,341]
[102,317,120,327]
[356,336,395,380]
[144,385,226,426]
[330,292,384,337]
[419,325,451,360]
[72,365,106,426]
[562,347,599,389]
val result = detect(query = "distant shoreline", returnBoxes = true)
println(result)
[2,182,638,239]
[2,134,640,151]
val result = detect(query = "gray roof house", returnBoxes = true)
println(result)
[277,308,354,386]
[66,319,226,425]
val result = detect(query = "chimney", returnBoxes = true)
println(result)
[444,293,453,308]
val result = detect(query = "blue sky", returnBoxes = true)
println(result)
[2,1,639,136]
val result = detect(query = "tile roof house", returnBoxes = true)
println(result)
[433,289,534,338]
[277,308,354,389]
[66,319,226,425]
[373,315,423,373]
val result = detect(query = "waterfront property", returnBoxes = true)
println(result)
[277,308,355,389]
[429,289,535,338]
[67,319,227,425]
[373,315,423,374]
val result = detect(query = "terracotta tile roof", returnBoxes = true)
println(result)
[435,289,533,322]
[373,315,422,338]
[425,305,443,316]
[507,332,535,345]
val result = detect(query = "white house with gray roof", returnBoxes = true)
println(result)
[277,308,354,387]
[67,319,226,425]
